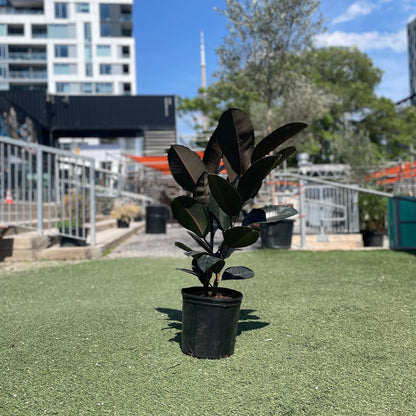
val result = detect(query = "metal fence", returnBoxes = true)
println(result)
[0,136,153,245]
[304,184,359,235]
[277,173,392,248]
[1,136,97,244]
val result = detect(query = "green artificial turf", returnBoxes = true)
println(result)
[1,250,415,415]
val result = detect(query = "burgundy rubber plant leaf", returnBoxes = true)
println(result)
[215,108,255,182]
[170,196,209,238]
[168,145,206,192]
[251,122,307,163]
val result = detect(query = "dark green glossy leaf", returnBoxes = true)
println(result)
[171,196,209,237]
[203,131,222,174]
[251,123,307,163]
[242,205,298,226]
[175,241,193,252]
[222,266,255,280]
[237,155,282,202]
[168,145,206,192]
[185,250,206,258]
[208,174,242,217]
[275,146,297,165]
[187,231,213,254]
[208,194,232,231]
[215,108,255,181]
[224,226,259,248]
[176,268,198,277]
[193,172,210,207]
[197,254,225,274]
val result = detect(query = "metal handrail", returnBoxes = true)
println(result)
[0,136,152,246]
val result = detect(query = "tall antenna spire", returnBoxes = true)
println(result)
[200,29,207,89]
[200,29,208,132]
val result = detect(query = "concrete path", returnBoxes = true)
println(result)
[107,223,263,258]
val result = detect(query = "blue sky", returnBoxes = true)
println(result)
[134,0,416,132]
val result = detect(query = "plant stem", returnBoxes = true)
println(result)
[212,273,220,297]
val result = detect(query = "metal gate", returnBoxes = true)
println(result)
[304,184,359,234]
[271,172,392,249]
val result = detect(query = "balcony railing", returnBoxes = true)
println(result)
[9,70,47,79]
[8,52,47,61]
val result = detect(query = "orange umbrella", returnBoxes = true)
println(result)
[127,152,204,175]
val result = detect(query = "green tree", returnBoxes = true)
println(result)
[298,46,383,162]
[215,0,323,133]
[179,0,324,137]
[302,46,416,164]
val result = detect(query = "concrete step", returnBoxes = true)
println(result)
[37,221,145,261]
[290,233,387,250]
[0,219,144,262]
[0,232,49,261]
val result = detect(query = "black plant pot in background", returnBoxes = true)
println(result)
[362,230,384,247]
[181,286,243,359]
[260,219,294,249]
[59,228,88,247]
[117,219,130,228]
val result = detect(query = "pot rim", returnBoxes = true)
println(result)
[182,286,243,305]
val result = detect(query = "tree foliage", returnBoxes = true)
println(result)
[179,3,416,168]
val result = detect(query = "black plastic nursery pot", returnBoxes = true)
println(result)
[362,230,385,247]
[59,228,88,247]
[117,219,130,228]
[181,286,243,359]
[260,219,294,249]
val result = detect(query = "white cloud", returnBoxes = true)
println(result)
[315,29,407,53]
[332,1,375,24]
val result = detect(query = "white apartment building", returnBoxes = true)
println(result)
[0,0,136,95]
[408,17,416,102]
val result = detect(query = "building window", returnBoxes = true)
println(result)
[100,23,111,37]
[0,64,7,79]
[76,3,89,13]
[95,82,112,93]
[100,4,110,20]
[54,63,77,75]
[122,64,129,74]
[32,25,48,38]
[85,63,92,76]
[84,45,92,61]
[0,45,6,60]
[84,22,91,41]
[99,64,112,75]
[55,45,76,58]
[0,83,8,90]
[56,82,70,93]
[97,45,111,57]
[8,25,24,36]
[55,3,68,18]
[81,83,93,93]
[121,45,130,58]
[121,28,132,37]
[0,24,6,37]
[49,24,75,39]
[123,83,131,95]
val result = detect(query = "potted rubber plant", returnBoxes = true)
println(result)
[168,108,306,359]
[110,203,141,228]
[359,193,387,247]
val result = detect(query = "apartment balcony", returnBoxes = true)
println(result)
[9,70,47,80]
[10,0,44,8]
[8,52,47,61]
